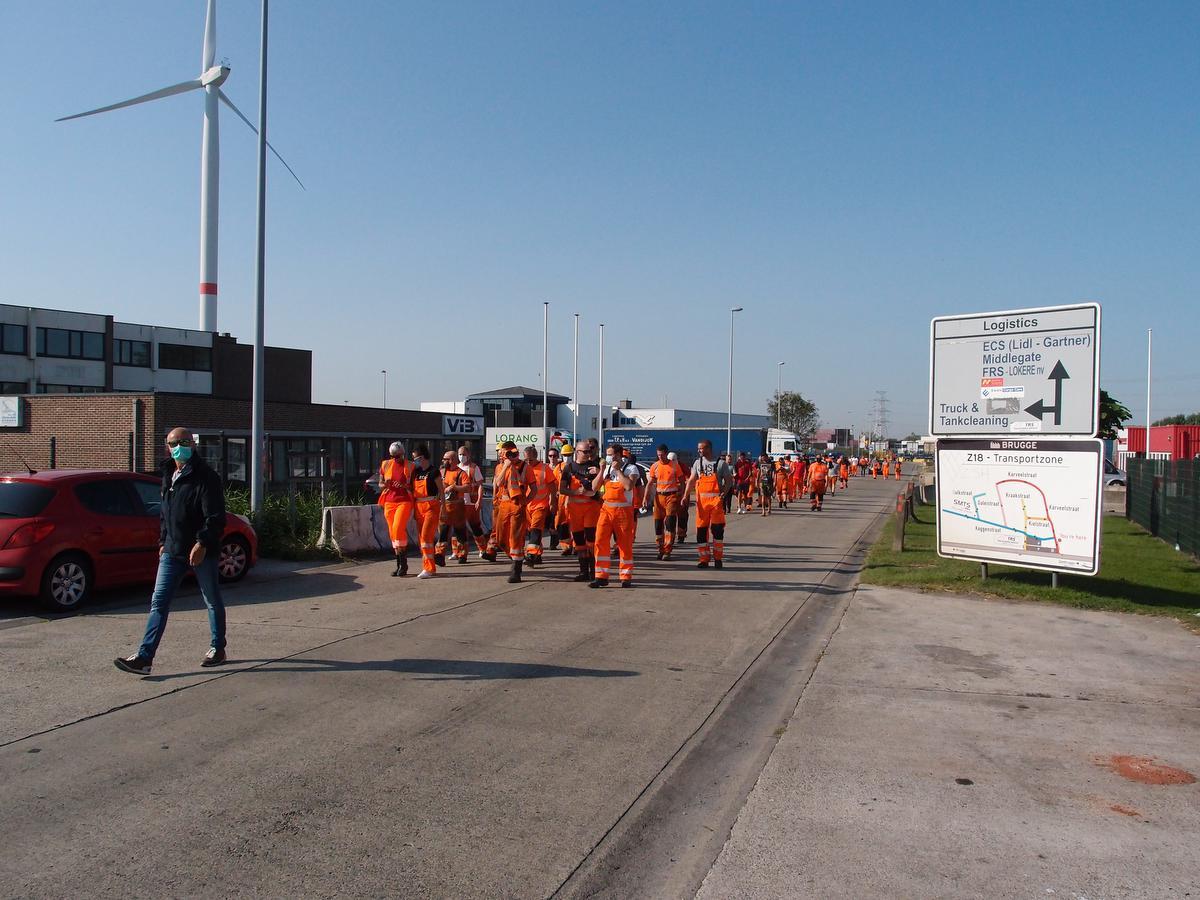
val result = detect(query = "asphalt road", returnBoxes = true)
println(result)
[0,476,897,898]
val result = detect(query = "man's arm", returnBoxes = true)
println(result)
[193,470,227,564]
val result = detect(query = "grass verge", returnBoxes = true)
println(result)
[860,511,1200,623]
[226,488,345,562]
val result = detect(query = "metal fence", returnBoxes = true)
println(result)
[1127,458,1199,556]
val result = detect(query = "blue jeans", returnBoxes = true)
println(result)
[137,553,226,661]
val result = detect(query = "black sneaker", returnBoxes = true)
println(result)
[697,560,710,568]
[589,579,609,588]
[620,580,632,589]
[434,553,446,567]
[457,556,468,565]
[201,647,227,667]
[114,654,152,675]
[714,559,724,569]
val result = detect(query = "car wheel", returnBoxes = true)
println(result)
[218,536,250,583]
[40,553,92,613]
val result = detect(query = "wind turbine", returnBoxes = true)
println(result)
[57,0,302,333]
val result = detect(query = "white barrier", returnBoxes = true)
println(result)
[316,502,494,554]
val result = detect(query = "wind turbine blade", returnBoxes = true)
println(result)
[202,0,216,71]
[56,79,203,122]
[218,90,306,190]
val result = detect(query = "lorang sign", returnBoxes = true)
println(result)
[442,415,484,437]
[484,427,544,460]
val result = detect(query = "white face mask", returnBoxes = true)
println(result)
[457,453,466,463]
[605,454,616,464]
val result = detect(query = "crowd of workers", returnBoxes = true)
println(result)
[375,438,905,589]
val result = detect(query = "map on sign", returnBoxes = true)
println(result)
[936,438,1103,574]
[929,303,1100,436]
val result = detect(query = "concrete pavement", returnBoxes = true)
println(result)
[0,475,898,898]
[698,585,1200,900]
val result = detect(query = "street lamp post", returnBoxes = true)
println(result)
[572,313,579,442]
[248,0,270,516]
[598,323,605,450]
[727,307,743,456]
[542,301,549,452]
[776,361,785,429]
[381,369,387,409]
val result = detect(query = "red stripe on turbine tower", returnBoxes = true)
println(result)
[200,282,218,295]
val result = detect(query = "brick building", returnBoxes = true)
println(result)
[0,393,470,493]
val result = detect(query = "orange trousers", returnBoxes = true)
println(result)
[412,499,441,573]
[895,464,902,480]
[492,500,526,560]
[382,500,413,552]
[594,505,635,582]
[525,504,550,558]
[695,495,726,563]
[652,492,680,556]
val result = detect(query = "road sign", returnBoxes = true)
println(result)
[929,303,1100,436]
[935,438,1103,575]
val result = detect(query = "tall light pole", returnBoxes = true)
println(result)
[381,369,387,408]
[598,323,605,450]
[572,313,580,442]
[1145,328,1153,457]
[542,301,549,453]
[776,361,785,429]
[727,306,743,456]
[249,0,269,515]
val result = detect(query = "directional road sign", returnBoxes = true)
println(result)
[929,303,1100,436]
[936,438,1103,575]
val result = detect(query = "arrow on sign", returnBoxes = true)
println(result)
[1024,360,1069,425]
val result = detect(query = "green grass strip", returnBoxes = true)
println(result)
[861,511,1200,623]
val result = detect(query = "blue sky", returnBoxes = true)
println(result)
[2,1,1197,436]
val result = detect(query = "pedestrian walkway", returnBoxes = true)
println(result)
[698,584,1200,899]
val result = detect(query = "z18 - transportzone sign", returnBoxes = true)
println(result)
[936,438,1103,575]
[929,303,1100,436]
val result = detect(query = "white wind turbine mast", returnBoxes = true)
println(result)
[57,0,302,333]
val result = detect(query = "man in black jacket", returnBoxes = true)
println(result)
[115,427,228,675]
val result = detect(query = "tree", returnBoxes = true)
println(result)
[903,433,921,442]
[768,391,820,441]
[1097,389,1132,439]
[1153,412,1200,426]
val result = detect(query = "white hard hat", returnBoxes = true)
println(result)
[389,441,405,455]
[667,451,677,461]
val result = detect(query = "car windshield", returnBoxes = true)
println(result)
[0,482,56,517]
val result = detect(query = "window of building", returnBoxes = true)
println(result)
[114,339,151,367]
[35,327,105,361]
[158,343,212,371]
[0,381,27,394]
[36,384,95,394]
[0,324,27,355]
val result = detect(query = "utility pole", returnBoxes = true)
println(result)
[872,390,890,447]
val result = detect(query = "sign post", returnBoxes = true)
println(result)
[930,303,1100,437]
[929,302,1103,581]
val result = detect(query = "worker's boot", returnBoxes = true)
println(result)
[398,550,410,577]
[392,552,403,577]
[574,555,591,582]
[508,561,523,584]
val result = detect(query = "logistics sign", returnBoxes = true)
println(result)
[929,303,1100,437]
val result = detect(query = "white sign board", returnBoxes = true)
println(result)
[484,427,545,461]
[442,415,484,437]
[930,303,1100,437]
[936,438,1103,575]
[0,397,21,428]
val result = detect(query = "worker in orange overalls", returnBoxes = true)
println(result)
[408,445,444,579]
[645,443,687,560]
[882,457,891,479]
[545,446,564,553]
[806,455,830,511]
[491,440,530,583]
[775,458,791,508]
[838,455,850,489]
[894,455,903,480]
[824,454,837,497]
[590,442,639,588]
[378,441,415,577]
[790,455,807,501]
[522,445,557,567]
[553,444,574,555]
[681,438,733,569]
[670,452,690,546]
[561,442,602,582]
[872,457,882,479]
[436,449,472,566]
[454,444,490,562]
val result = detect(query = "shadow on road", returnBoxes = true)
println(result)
[146,657,640,682]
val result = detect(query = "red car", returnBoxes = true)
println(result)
[0,470,258,612]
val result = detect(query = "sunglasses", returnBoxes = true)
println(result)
[167,439,192,448]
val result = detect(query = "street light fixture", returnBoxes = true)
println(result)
[776,361,785,429]
[727,307,743,456]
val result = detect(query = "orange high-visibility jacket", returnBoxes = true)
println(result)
[378,458,414,504]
